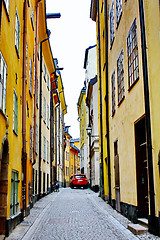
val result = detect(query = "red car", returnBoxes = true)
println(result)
[70,174,88,189]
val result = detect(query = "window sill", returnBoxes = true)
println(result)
[118,96,125,107]
[128,77,139,92]
[110,37,115,50]
[0,109,7,119]
[15,46,20,59]
[13,129,18,136]
[3,3,10,22]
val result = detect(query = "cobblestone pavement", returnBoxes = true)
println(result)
[6,188,160,240]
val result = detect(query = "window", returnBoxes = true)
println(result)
[111,69,116,116]
[43,97,46,123]
[36,77,38,107]
[116,0,122,26]
[13,89,18,134]
[31,3,34,28]
[10,170,19,216]
[47,104,49,128]
[29,57,32,95]
[0,52,7,114]
[15,8,20,55]
[117,48,125,104]
[47,75,50,90]
[127,19,139,89]
[47,140,49,163]
[4,0,9,14]
[36,124,38,154]
[26,43,28,80]
[30,125,32,161]
[110,1,115,47]
[44,64,46,81]
[43,136,46,161]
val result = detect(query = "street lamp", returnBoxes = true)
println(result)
[86,125,92,188]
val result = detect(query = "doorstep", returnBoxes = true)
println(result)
[128,223,148,235]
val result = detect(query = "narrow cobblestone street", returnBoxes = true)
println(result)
[6,188,160,240]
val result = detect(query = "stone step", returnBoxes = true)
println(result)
[128,223,148,235]
[138,218,148,228]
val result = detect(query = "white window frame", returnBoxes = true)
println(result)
[15,8,20,55]
[30,125,32,161]
[43,136,46,161]
[47,140,49,163]
[111,69,116,116]
[47,75,50,90]
[47,104,49,128]
[110,1,115,48]
[43,97,46,123]
[116,0,122,26]
[4,0,9,14]
[117,48,125,104]
[31,2,34,28]
[29,56,32,95]
[10,170,19,216]
[0,52,7,114]
[36,124,38,154]
[13,89,18,134]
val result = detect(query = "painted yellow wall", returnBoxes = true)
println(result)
[108,0,145,205]
[143,0,160,217]
[0,0,24,217]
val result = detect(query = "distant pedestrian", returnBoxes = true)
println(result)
[54,181,59,192]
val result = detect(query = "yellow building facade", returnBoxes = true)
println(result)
[77,85,89,177]
[0,0,60,236]
[0,0,23,236]
[90,0,160,236]
[64,127,72,187]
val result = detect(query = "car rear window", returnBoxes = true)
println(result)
[74,175,86,179]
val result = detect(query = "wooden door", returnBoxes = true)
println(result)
[135,117,149,218]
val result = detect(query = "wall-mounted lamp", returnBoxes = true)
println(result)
[86,126,92,136]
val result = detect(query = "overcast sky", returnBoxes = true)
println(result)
[46,0,96,139]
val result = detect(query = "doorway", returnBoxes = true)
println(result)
[0,138,9,235]
[135,117,149,218]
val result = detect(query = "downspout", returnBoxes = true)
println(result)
[0,0,2,39]
[104,0,111,204]
[138,0,156,234]
[58,104,60,182]
[22,0,28,217]
[50,81,54,191]
[33,1,40,166]
[55,102,60,181]
[97,0,104,196]
[38,37,49,199]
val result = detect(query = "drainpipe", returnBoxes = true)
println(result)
[55,102,60,182]
[22,0,28,218]
[0,0,2,38]
[33,1,40,166]
[50,77,58,189]
[138,0,156,234]
[104,0,111,204]
[97,0,104,197]
[38,37,49,199]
